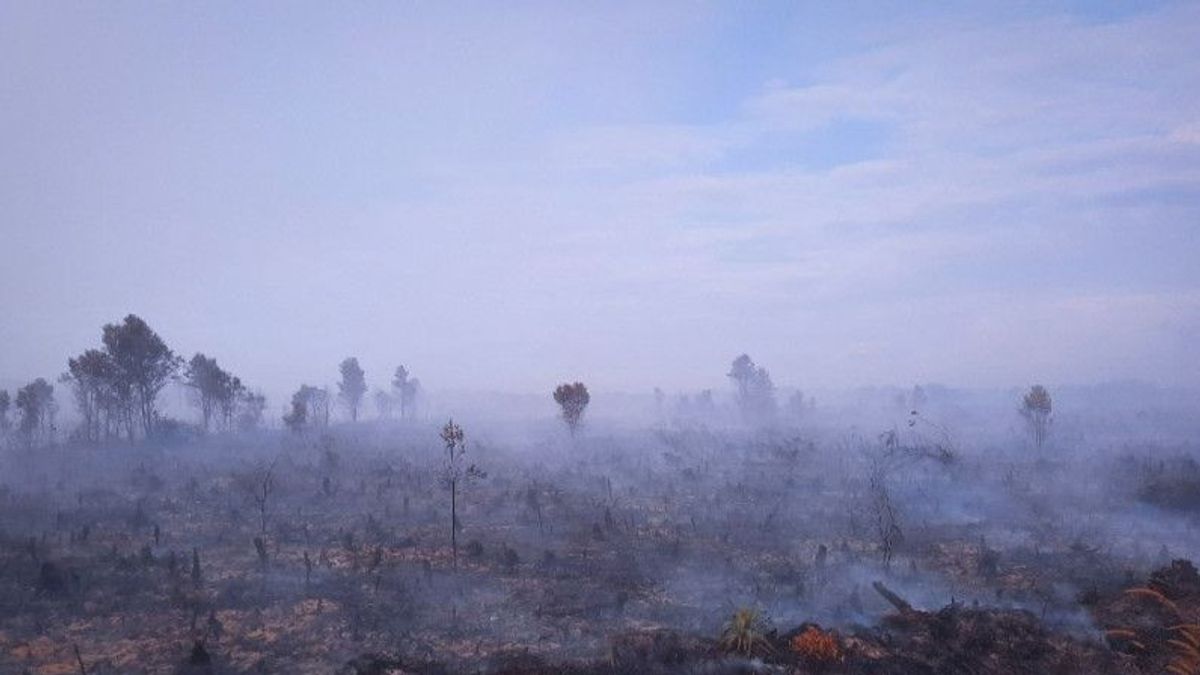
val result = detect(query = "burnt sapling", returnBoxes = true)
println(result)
[439,419,485,569]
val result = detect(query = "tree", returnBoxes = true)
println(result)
[102,315,181,439]
[183,353,243,433]
[1019,384,1053,449]
[392,365,418,419]
[728,354,776,424]
[184,354,219,431]
[338,357,367,422]
[236,390,267,432]
[373,389,395,420]
[243,458,277,534]
[311,387,331,428]
[15,378,56,448]
[63,349,118,443]
[67,340,134,441]
[553,382,590,437]
[218,375,246,431]
[283,389,308,433]
[440,419,485,568]
[283,385,329,433]
[868,456,902,568]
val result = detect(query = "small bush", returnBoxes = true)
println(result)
[790,626,841,663]
[719,607,773,656]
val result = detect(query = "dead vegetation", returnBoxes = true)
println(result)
[0,410,1197,673]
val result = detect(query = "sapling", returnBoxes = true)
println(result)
[439,419,485,568]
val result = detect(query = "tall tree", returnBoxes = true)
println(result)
[439,419,484,568]
[338,357,367,422]
[1019,384,1053,449]
[15,378,56,448]
[728,354,776,424]
[392,365,417,419]
[552,382,590,437]
[283,385,329,433]
[283,388,308,433]
[218,375,245,430]
[183,353,240,432]
[102,315,180,439]
[63,349,117,443]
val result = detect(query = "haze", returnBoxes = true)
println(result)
[2,1,1199,401]
[7,5,1200,674]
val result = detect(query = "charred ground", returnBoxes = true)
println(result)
[1,396,1199,674]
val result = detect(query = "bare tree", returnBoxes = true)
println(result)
[1019,384,1053,449]
[338,357,367,422]
[553,382,590,437]
[439,419,485,568]
[868,456,902,569]
[241,458,278,535]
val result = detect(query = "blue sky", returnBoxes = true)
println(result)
[1,1,1198,399]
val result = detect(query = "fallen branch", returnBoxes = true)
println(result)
[873,581,914,615]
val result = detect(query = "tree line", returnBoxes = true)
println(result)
[0,315,265,448]
[0,318,1051,449]
[0,314,447,448]
[281,360,422,434]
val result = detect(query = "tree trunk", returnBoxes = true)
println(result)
[450,480,458,568]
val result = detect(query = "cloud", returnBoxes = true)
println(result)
[1,2,1197,393]
[509,3,1200,387]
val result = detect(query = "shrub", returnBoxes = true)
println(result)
[719,607,773,656]
[790,626,841,663]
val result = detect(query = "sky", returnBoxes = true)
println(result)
[1,1,1198,401]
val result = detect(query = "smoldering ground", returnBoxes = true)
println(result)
[1,368,1199,673]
